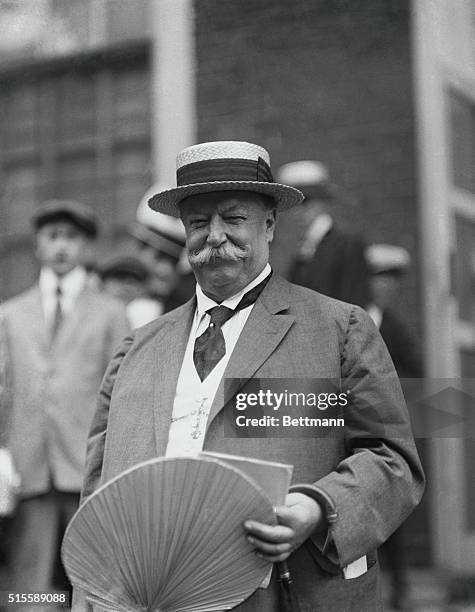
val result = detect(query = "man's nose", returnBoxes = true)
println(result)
[206,215,227,246]
[54,237,69,252]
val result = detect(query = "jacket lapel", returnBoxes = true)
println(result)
[153,298,196,454]
[22,287,49,353]
[206,275,295,429]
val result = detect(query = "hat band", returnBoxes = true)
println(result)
[177,157,273,186]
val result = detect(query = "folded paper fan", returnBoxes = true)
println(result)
[62,456,276,612]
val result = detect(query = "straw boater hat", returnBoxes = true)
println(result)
[130,184,186,260]
[277,160,335,201]
[366,244,411,276]
[148,141,304,218]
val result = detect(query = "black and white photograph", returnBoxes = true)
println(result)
[0,1,474,611]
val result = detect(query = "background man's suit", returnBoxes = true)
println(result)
[81,274,424,612]
[290,224,370,308]
[373,305,424,611]
[379,309,423,379]
[0,283,129,593]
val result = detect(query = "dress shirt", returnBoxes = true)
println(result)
[126,297,163,329]
[167,263,367,582]
[166,263,272,457]
[39,266,87,331]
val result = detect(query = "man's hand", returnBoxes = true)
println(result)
[244,492,324,562]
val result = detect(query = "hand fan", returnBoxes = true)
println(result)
[62,456,275,612]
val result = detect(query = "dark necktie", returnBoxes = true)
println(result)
[193,272,272,381]
[51,283,63,340]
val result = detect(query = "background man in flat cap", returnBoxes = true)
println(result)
[0,200,129,606]
[79,141,423,612]
[278,160,370,308]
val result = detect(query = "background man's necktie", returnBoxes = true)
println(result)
[193,273,272,381]
[51,283,63,341]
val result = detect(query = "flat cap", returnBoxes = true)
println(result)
[32,199,98,238]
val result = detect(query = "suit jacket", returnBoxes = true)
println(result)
[290,224,370,308]
[80,274,423,612]
[0,284,129,496]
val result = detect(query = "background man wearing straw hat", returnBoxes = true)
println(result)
[366,243,423,612]
[130,184,195,317]
[366,243,423,380]
[80,141,424,612]
[277,160,370,308]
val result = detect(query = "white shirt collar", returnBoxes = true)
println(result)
[367,303,383,329]
[195,263,272,317]
[39,266,87,299]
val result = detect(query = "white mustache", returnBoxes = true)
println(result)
[188,244,250,267]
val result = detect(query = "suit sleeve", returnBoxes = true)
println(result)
[73,332,133,612]
[312,305,425,567]
[103,302,130,369]
[81,334,134,502]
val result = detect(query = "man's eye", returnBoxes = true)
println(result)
[190,219,207,227]
[226,216,246,222]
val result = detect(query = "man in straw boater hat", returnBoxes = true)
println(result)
[365,244,423,612]
[277,160,370,308]
[365,244,423,379]
[78,141,424,611]
[130,183,195,317]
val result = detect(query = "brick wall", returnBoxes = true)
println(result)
[195,0,421,338]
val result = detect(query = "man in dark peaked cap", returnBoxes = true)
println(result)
[78,142,423,612]
[0,199,129,608]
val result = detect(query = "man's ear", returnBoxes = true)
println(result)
[265,209,277,242]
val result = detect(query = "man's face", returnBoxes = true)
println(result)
[370,273,400,309]
[179,191,276,301]
[102,276,144,305]
[35,220,88,276]
[137,243,178,298]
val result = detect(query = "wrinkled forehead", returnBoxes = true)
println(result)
[179,190,274,218]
